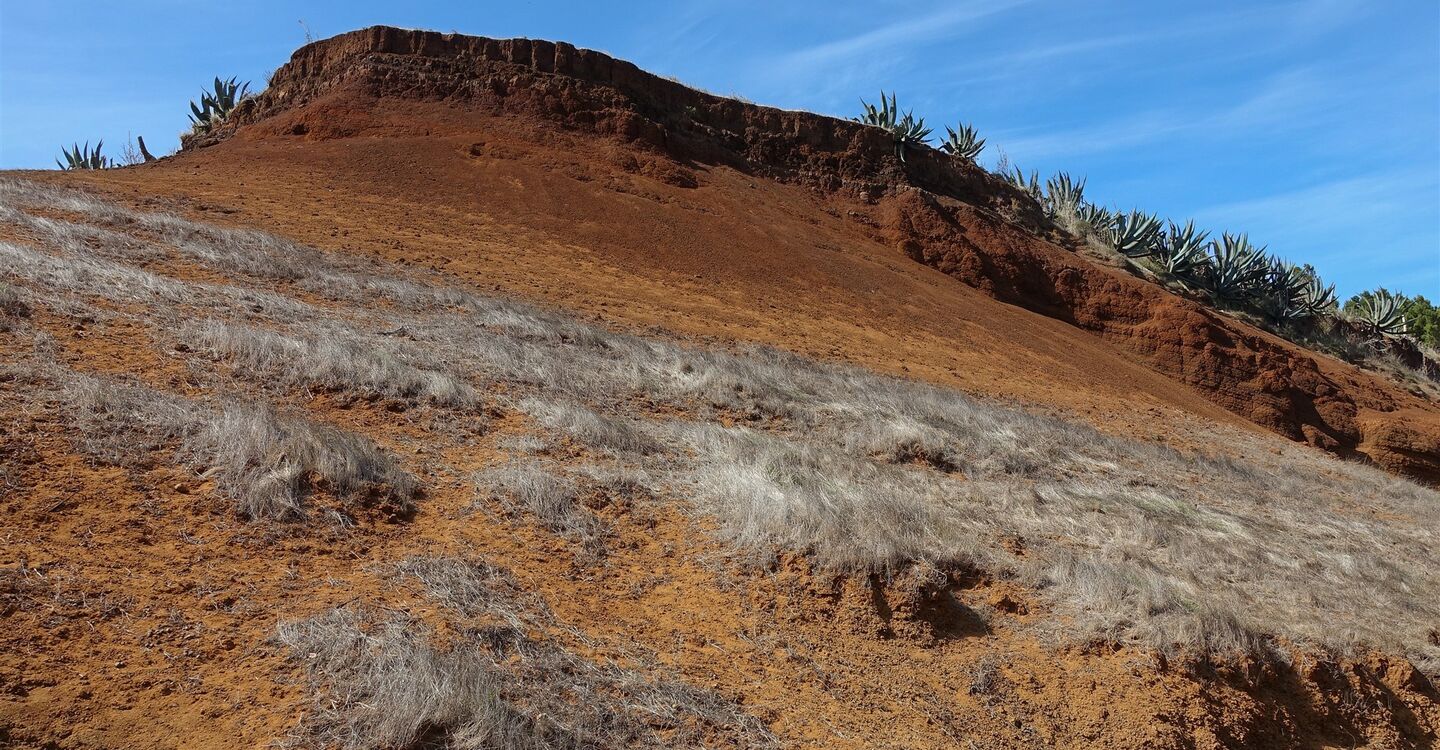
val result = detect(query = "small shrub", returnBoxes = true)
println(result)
[1043,172,1086,222]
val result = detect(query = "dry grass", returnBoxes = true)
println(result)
[474,459,605,546]
[0,281,30,320]
[58,371,416,521]
[4,177,1439,670]
[182,318,478,408]
[278,555,774,749]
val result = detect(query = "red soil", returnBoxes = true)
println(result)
[182,25,1440,482]
[5,26,1438,749]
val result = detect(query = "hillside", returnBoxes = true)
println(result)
[2,26,1439,750]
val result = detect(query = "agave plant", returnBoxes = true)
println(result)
[1076,202,1113,231]
[1351,289,1408,337]
[1296,273,1338,319]
[56,141,109,170]
[1255,260,1314,322]
[189,76,251,133]
[1155,220,1210,280]
[856,92,932,162]
[1109,210,1163,257]
[1004,167,1043,202]
[1201,233,1269,303]
[938,123,985,161]
[1043,173,1086,220]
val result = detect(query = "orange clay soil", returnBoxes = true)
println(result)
[3,308,1437,750]
[3,26,1439,749]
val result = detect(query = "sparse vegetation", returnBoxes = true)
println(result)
[1004,166,1042,202]
[56,141,109,170]
[1042,172,1085,223]
[278,556,774,749]
[182,318,479,408]
[1108,210,1163,258]
[58,371,416,521]
[840,88,1429,376]
[1154,220,1210,282]
[474,458,602,543]
[4,178,1439,673]
[0,282,29,320]
[1347,288,1409,338]
[939,123,985,161]
[1199,232,1269,304]
[189,76,251,133]
[855,91,932,162]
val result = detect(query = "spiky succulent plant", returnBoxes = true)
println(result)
[1043,172,1085,220]
[189,76,251,133]
[856,92,932,162]
[56,141,109,170]
[1351,289,1408,337]
[1004,167,1043,202]
[1109,210,1163,257]
[1255,260,1314,322]
[1076,202,1113,231]
[1155,220,1210,281]
[1297,273,1338,319]
[1201,233,1269,303]
[939,123,985,161]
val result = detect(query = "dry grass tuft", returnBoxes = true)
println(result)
[279,555,774,749]
[59,372,416,521]
[474,459,604,545]
[182,318,478,408]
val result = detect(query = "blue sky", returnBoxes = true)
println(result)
[2,1,1436,299]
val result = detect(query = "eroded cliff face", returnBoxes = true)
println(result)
[184,25,1438,478]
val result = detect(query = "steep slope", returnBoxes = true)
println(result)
[2,177,1437,750]
[5,26,1440,750]
[98,25,1440,480]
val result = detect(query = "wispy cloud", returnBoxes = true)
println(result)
[991,66,1329,162]
[1191,170,1437,239]
[778,1,1030,70]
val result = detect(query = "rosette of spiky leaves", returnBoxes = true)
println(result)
[1297,274,1337,319]
[1352,289,1408,337]
[189,76,251,133]
[891,112,932,162]
[1255,260,1314,322]
[856,91,932,162]
[1201,233,1268,303]
[1109,210,1163,257]
[1043,172,1086,220]
[1076,202,1113,231]
[1155,220,1210,281]
[56,141,109,170]
[939,123,985,161]
[1005,167,1043,202]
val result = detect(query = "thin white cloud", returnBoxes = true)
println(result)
[991,66,1329,162]
[1191,171,1436,238]
[779,1,1031,70]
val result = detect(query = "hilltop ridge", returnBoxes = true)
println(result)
[173,25,1439,479]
